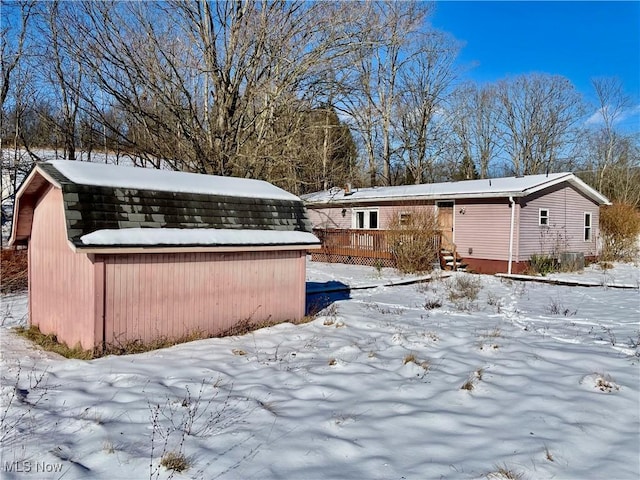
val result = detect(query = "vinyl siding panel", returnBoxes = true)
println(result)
[518,184,600,261]
[309,203,436,230]
[102,250,306,344]
[454,199,516,261]
[307,208,352,229]
[29,186,96,349]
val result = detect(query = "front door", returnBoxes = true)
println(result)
[437,201,454,250]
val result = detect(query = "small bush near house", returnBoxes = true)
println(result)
[387,208,439,274]
[600,202,640,261]
[528,253,558,275]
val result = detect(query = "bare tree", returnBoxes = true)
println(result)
[34,1,84,160]
[341,1,434,186]
[55,0,365,177]
[0,1,35,113]
[588,77,634,192]
[447,82,501,178]
[496,74,585,175]
[396,29,460,184]
[1,1,38,233]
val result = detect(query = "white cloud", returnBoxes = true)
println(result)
[585,103,640,127]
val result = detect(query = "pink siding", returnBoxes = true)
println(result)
[308,207,352,229]
[29,187,97,349]
[450,199,516,261]
[101,250,306,344]
[518,184,600,261]
[308,203,436,230]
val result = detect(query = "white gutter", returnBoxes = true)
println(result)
[304,173,611,207]
[508,196,515,274]
[305,191,529,207]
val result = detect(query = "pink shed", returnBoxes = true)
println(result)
[10,161,319,351]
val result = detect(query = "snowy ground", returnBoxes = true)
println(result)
[1,261,639,479]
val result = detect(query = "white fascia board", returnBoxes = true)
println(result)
[8,166,62,246]
[306,175,611,207]
[524,173,611,205]
[521,173,573,196]
[72,244,321,254]
[568,176,611,205]
[305,190,528,207]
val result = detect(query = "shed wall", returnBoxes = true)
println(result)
[102,250,306,344]
[29,186,96,349]
[518,184,599,261]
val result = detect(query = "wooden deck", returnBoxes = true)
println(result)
[311,228,441,267]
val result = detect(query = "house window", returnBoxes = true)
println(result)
[539,208,549,226]
[584,212,592,241]
[353,209,379,229]
[399,212,412,226]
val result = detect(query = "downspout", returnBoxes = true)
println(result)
[508,196,515,274]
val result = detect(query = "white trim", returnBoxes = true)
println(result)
[352,207,380,229]
[71,243,321,254]
[8,166,62,246]
[538,208,549,226]
[303,172,611,207]
[525,174,611,205]
[583,211,593,242]
[508,196,516,274]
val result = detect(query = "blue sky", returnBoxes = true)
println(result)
[432,1,640,131]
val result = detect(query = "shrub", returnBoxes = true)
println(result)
[1,248,28,293]
[486,464,525,479]
[403,353,417,365]
[528,253,557,275]
[447,276,481,301]
[387,208,440,274]
[423,299,442,310]
[446,275,482,311]
[600,202,640,261]
[160,451,189,472]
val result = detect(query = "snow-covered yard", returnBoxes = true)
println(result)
[1,261,638,479]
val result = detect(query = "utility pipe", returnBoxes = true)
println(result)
[508,196,515,274]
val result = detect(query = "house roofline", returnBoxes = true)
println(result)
[523,173,611,205]
[304,173,611,207]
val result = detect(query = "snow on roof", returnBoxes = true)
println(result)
[80,228,319,247]
[302,172,610,205]
[44,160,299,201]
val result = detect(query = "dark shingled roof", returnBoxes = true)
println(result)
[36,162,314,247]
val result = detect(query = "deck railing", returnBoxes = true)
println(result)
[312,228,441,263]
[312,228,394,260]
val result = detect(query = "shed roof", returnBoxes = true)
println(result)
[302,172,611,206]
[10,161,319,249]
